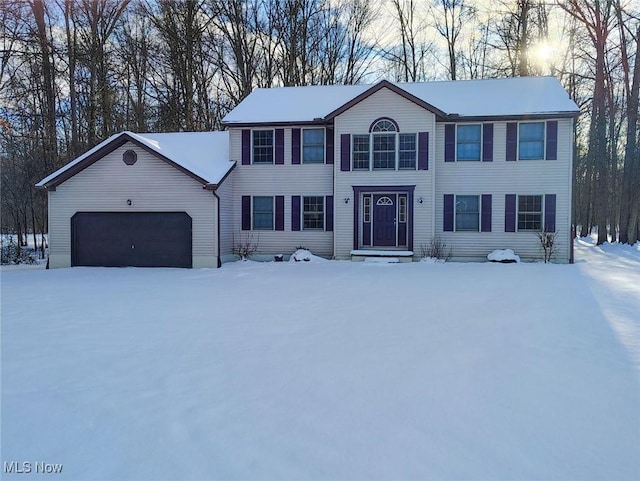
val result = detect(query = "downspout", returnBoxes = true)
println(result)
[212,189,222,268]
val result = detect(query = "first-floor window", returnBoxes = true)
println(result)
[303,196,324,230]
[399,196,407,223]
[456,195,479,231]
[253,196,273,230]
[518,195,542,230]
[363,195,371,222]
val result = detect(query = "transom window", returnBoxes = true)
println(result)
[457,125,481,161]
[303,196,324,230]
[519,123,545,160]
[303,128,324,163]
[455,195,480,231]
[352,117,416,170]
[252,130,273,164]
[518,195,542,230]
[371,119,397,132]
[252,196,273,230]
[376,196,394,205]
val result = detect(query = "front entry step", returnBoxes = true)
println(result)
[350,250,414,263]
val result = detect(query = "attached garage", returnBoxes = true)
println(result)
[37,131,235,269]
[71,212,192,268]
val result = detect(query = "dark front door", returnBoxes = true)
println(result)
[71,212,192,268]
[373,194,396,247]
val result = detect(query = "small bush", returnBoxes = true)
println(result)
[420,236,452,261]
[537,230,557,263]
[232,232,259,260]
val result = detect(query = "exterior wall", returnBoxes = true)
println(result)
[47,141,218,268]
[216,173,236,263]
[228,127,334,258]
[333,87,436,259]
[434,118,574,262]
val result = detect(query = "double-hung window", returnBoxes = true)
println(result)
[352,135,370,170]
[252,130,274,164]
[399,134,417,169]
[518,195,542,230]
[455,195,480,231]
[303,196,324,230]
[519,123,545,160]
[457,125,481,161]
[302,128,324,163]
[252,196,273,230]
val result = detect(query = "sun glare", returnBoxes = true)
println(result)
[531,41,558,71]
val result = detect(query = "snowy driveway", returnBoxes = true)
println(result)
[2,240,639,480]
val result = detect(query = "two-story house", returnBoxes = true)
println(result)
[37,77,580,268]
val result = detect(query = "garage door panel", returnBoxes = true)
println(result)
[72,212,192,268]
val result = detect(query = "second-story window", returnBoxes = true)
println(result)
[302,128,324,163]
[519,123,545,160]
[351,118,417,171]
[253,130,273,164]
[457,125,481,161]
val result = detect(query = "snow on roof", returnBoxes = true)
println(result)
[222,76,579,124]
[37,131,233,188]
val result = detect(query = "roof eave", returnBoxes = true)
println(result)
[439,111,581,122]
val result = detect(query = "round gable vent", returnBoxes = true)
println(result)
[123,150,137,165]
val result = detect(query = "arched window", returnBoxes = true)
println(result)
[352,117,417,171]
[370,118,398,133]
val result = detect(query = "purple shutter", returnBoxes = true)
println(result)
[291,195,301,231]
[505,194,516,232]
[481,194,492,232]
[241,196,251,230]
[324,127,334,164]
[275,195,284,230]
[418,132,429,170]
[445,124,455,162]
[544,194,556,232]
[482,123,493,162]
[291,128,301,164]
[340,134,350,171]
[444,194,454,231]
[325,196,334,231]
[506,123,518,161]
[275,129,284,164]
[242,130,251,165]
[546,121,558,160]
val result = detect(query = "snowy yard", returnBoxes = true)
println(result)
[2,239,639,481]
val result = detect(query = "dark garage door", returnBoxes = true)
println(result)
[72,212,192,268]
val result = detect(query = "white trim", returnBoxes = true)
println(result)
[251,129,275,165]
[455,123,483,162]
[517,121,546,161]
[252,195,275,230]
[301,194,326,231]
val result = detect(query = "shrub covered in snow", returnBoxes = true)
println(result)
[487,249,520,263]
[289,249,327,263]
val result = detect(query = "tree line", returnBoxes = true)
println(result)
[1,0,638,255]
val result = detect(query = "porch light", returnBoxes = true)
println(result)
[127,199,132,206]
[344,197,350,204]
[418,196,423,204]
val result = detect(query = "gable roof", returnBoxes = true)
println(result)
[36,131,235,190]
[221,76,580,125]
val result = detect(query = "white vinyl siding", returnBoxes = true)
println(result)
[435,118,573,261]
[228,127,333,258]
[333,87,436,259]
[47,142,218,268]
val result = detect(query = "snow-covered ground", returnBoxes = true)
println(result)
[2,238,639,480]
